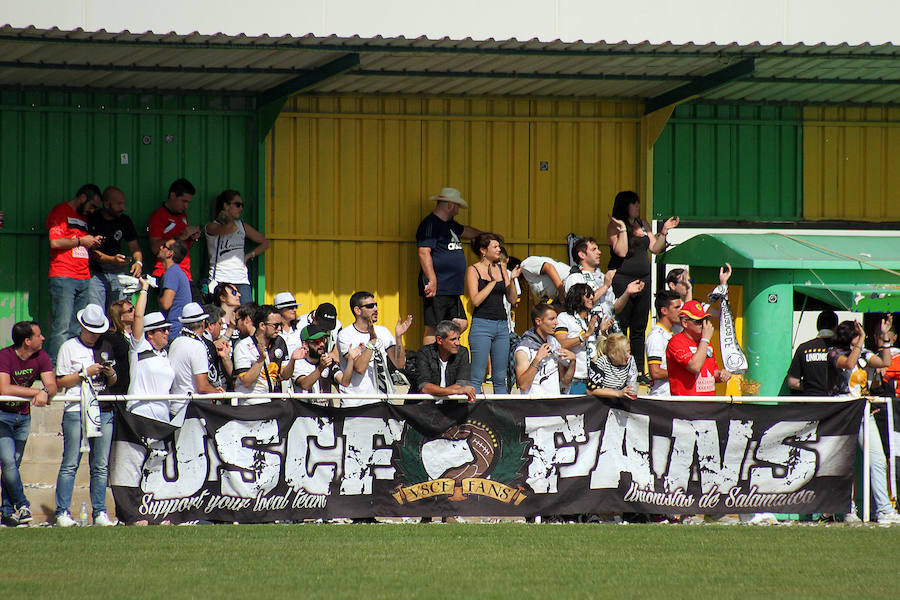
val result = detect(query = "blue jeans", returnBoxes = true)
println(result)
[89,271,124,308]
[859,414,892,515]
[55,410,114,517]
[0,412,30,516]
[569,380,587,395]
[469,317,509,394]
[48,277,93,366]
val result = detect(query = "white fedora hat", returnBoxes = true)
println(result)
[179,302,209,324]
[143,312,170,331]
[76,304,110,334]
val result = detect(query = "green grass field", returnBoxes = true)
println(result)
[2,523,899,599]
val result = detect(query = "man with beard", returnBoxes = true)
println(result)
[87,186,143,307]
[292,323,343,403]
[233,305,305,404]
[46,184,104,364]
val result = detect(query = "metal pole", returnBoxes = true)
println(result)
[863,399,871,523]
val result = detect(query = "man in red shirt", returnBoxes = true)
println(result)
[147,178,200,281]
[46,184,103,364]
[665,300,731,396]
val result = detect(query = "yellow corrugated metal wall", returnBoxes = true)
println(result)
[803,106,900,220]
[264,95,642,345]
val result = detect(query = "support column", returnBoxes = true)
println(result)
[742,271,793,396]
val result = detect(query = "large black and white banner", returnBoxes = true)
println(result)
[110,397,864,523]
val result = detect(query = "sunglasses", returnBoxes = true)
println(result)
[362,303,378,309]
[228,288,240,296]
[122,307,135,313]
[230,202,244,208]
[265,322,283,329]
[151,327,171,333]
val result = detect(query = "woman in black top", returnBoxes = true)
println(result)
[606,191,679,376]
[465,233,521,394]
[101,299,134,395]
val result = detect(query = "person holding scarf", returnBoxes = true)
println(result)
[54,303,117,527]
[126,278,176,422]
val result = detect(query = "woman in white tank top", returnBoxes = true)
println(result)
[204,190,269,301]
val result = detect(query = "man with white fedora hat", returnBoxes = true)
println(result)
[168,302,225,416]
[54,303,118,527]
[416,187,490,345]
[273,292,302,356]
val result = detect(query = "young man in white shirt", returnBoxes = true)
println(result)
[292,323,345,404]
[54,304,117,527]
[336,291,412,406]
[645,290,683,397]
[563,237,642,332]
[168,302,226,415]
[233,305,305,404]
[515,303,576,397]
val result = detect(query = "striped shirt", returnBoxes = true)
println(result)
[587,354,637,392]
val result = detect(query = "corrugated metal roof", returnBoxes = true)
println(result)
[1,25,898,104]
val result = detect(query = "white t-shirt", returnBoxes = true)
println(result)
[515,335,563,398]
[167,334,210,414]
[292,357,338,403]
[563,267,617,328]
[645,323,674,396]
[56,338,111,413]
[127,334,175,422]
[233,336,278,404]
[554,311,596,380]
[205,220,249,285]
[521,256,570,300]
[337,323,396,406]
[280,323,304,358]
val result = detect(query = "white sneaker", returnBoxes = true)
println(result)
[93,512,118,527]
[745,513,778,525]
[56,512,77,528]
[842,512,862,524]
[876,510,900,524]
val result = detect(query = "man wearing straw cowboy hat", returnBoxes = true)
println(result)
[416,187,491,345]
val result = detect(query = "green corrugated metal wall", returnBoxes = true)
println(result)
[0,89,260,345]
[652,103,802,220]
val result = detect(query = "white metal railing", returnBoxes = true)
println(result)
[1,392,887,523]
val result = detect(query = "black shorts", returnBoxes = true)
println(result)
[423,295,466,328]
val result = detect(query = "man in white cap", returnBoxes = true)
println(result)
[416,187,489,345]
[168,302,226,415]
[54,303,118,527]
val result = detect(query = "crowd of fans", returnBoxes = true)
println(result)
[1,182,898,527]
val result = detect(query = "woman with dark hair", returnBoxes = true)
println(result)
[554,283,614,394]
[212,282,241,340]
[606,191,679,378]
[100,299,135,394]
[827,317,900,523]
[204,189,269,302]
[465,233,521,394]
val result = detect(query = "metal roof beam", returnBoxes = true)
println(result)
[2,33,899,60]
[354,69,689,82]
[257,53,360,105]
[0,60,313,76]
[645,58,755,114]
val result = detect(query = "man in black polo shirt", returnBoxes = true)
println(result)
[787,309,838,395]
[88,186,143,307]
[416,187,489,345]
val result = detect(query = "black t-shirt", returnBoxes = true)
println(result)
[88,212,138,272]
[99,330,131,396]
[415,213,466,296]
[787,336,831,396]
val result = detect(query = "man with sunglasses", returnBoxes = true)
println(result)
[665,300,732,396]
[233,305,305,404]
[337,291,413,406]
[158,239,192,339]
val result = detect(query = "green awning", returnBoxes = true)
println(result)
[795,284,900,313]
[663,233,900,270]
